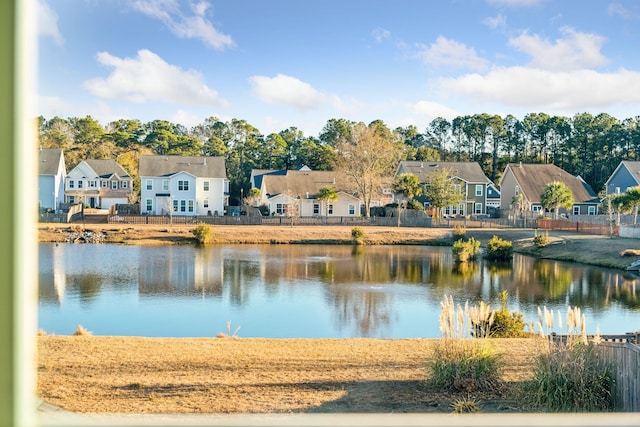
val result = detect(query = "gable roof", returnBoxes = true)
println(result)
[38,148,65,175]
[396,161,490,184]
[607,161,640,187]
[84,159,130,178]
[139,155,227,179]
[261,170,351,199]
[502,163,599,204]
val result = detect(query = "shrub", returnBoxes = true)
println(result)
[533,230,550,247]
[73,325,92,336]
[484,235,513,261]
[452,237,480,262]
[489,291,527,338]
[351,226,365,245]
[192,224,213,244]
[407,199,424,211]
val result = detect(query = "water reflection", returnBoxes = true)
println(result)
[38,243,640,338]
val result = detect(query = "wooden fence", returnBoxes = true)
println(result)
[597,342,640,411]
[537,219,619,237]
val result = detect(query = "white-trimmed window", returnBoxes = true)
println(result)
[178,180,189,191]
[532,205,542,212]
[276,203,285,215]
[348,204,355,215]
[313,203,320,215]
[573,206,580,215]
[204,199,209,209]
[328,204,334,215]
[89,180,96,188]
[203,181,210,191]
[111,181,118,189]
[162,180,169,191]
[146,179,152,191]
[475,185,483,196]
[145,199,152,212]
[180,200,186,212]
[122,181,128,189]
[188,200,194,213]
[78,180,83,189]
[68,180,74,189]
[101,180,108,188]
[172,199,178,212]
[474,203,482,214]
[588,206,596,215]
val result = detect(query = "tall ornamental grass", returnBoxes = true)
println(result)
[528,306,615,412]
[429,295,502,393]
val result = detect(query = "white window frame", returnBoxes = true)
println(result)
[276,203,285,215]
[203,181,210,191]
[68,180,74,189]
[111,181,118,190]
[588,206,596,215]
[532,205,542,212]
[146,179,152,191]
[348,204,355,215]
[474,202,482,214]
[162,179,169,191]
[180,200,186,212]
[78,180,83,189]
[313,203,320,215]
[188,200,194,213]
[178,180,189,191]
[89,180,96,188]
[172,199,178,212]
[475,185,482,197]
[328,204,334,215]
[573,206,580,216]
[101,180,107,188]
[122,181,128,189]
[204,199,209,209]
[145,199,152,212]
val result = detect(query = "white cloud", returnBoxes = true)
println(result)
[411,100,461,121]
[436,67,640,111]
[249,74,327,111]
[131,0,234,50]
[83,49,228,107]
[487,0,541,7]
[608,2,633,19]
[372,27,391,43]
[416,37,489,71]
[38,0,64,46]
[509,27,607,71]
[483,13,507,31]
[170,109,206,128]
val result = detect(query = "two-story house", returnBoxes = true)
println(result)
[604,161,640,196]
[395,161,493,217]
[251,168,363,217]
[38,148,66,211]
[65,159,132,209]
[499,163,600,217]
[139,155,228,216]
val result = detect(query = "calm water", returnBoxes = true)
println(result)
[38,243,640,338]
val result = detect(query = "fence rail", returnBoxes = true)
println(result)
[597,342,640,411]
[537,219,619,237]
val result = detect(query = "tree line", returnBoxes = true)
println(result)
[37,112,640,203]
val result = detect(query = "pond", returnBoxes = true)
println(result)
[38,243,640,338]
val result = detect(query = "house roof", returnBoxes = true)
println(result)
[503,163,599,204]
[609,161,640,186]
[139,155,227,178]
[261,170,351,199]
[396,161,490,183]
[38,148,65,175]
[84,159,130,178]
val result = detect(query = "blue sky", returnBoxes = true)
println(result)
[38,0,640,137]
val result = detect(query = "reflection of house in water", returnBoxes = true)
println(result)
[138,246,224,297]
[38,244,67,306]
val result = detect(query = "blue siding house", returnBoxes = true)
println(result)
[605,161,640,196]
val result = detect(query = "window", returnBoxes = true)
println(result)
[588,206,596,215]
[532,205,542,212]
[573,206,580,216]
[313,204,319,215]
[172,199,178,212]
[101,180,107,188]
[276,203,285,215]
[474,202,482,214]
[122,181,128,189]
[475,185,483,196]
[328,204,334,215]
[348,204,355,215]
[180,200,186,212]
[145,199,152,212]
[89,181,96,188]
[178,180,189,191]
[615,187,620,194]
[111,181,118,190]
[203,181,210,191]
[78,180,83,189]
[68,196,74,203]
[453,184,461,194]
[162,180,169,191]
[188,200,194,213]
[146,179,152,190]
[204,199,209,209]
[68,180,74,189]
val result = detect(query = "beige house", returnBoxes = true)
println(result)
[65,159,132,209]
[499,163,600,217]
[251,168,363,217]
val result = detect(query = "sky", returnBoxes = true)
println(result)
[37,0,640,138]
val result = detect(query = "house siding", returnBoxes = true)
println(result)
[606,166,639,196]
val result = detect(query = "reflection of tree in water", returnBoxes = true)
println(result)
[452,261,479,278]
[533,261,573,299]
[325,285,392,337]
[70,274,102,306]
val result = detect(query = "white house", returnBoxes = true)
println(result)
[65,159,132,209]
[251,168,363,217]
[38,148,66,211]
[139,155,228,216]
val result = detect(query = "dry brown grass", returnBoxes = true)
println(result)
[37,336,546,414]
